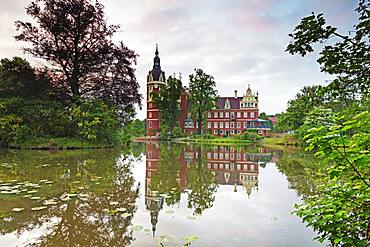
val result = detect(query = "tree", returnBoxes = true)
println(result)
[153,75,183,137]
[286,0,370,102]
[0,57,50,99]
[15,0,141,120]
[189,69,218,134]
[277,85,325,131]
[297,111,370,246]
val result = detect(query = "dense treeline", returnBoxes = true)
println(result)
[0,0,142,148]
[280,1,370,246]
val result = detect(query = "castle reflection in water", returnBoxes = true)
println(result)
[143,142,274,236]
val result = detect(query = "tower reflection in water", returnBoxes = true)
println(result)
[144,142,273,236]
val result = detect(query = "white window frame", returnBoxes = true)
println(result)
[220,122,224,128]
[237,122,241,128]
[225,122,229,128]
[237,112,241,118]
[230,122,234,128]
[214,122,218,128]
[243,112,248,118]
[207,122,211,129]
[214,112,218,118]
[208,112,211,118]
[220,112,224,118]
[225,112,229,118]
[251,112,255,118]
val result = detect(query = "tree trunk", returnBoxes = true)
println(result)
[198,109,202,135]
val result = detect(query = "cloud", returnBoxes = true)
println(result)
[0,0,358,118]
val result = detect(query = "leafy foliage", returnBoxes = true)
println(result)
[153,75,183,137]
[15,0,141,120]
[189,69,218,134]
[296,111,370,246]
[0,57,50,99]
[287,1,370,101]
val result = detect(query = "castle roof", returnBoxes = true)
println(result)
[216,97,242,109]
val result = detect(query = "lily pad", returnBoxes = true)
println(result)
[30,196,41,200]
[27,190,38,194]
[165,210,175,214]
[121,212,132,218]
[31,206,48,211]
[109,201,119,206]
[131,225,143,231]
[66,193,78,197]
[43,199,58,205]
[116,207,127,212]
[12,208,24,212]
[186,216,197,220]
[182,235,199,242]
[271,216,278,221]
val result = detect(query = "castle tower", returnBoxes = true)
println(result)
[146,44,166,137]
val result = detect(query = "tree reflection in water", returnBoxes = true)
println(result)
[0,150,140,247]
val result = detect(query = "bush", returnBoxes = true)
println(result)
[71,99,120,143]
[239,131,262,141]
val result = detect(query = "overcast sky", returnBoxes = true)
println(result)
[0,0,358,119]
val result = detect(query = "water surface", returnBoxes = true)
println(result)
[0,142,322,246]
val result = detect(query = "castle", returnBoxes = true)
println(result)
[146,46,271,137]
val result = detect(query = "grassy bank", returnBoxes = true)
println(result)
[259,134,299,146]
[7,137,120,150]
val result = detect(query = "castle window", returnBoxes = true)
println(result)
[225,153,229,160]
[207,122,211,129]
[237,122,241,128]
[214,112,218,118]
[149,103,152,109]
[149,112,152,118]
[207,152,211,159]
[230,122,234,128]
[225,122,229,128]
[214,129,218,135]
[244,122,248,128]
[237,112,241,118]
[251,112,255,118]
[149,121,152,128]
[220,130,224,135]
[219,153,224,159]
[220,112,224,118]
[148,151,152,158]
[214,122,218,128]
[251,122,255,128]
[225,112,229,118]
[231,112,235,119]
[220,122,224,128]
[243,112,248,118]
[208,112,211,118]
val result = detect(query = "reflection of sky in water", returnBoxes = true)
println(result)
[0,145,323,247]
[130,157,322,247]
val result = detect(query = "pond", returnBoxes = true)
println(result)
[0,142,323,247]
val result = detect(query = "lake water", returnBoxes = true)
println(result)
[0,142,323,247]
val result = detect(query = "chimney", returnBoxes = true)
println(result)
[234,90,238,98]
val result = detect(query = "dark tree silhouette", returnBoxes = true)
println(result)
[15,0,141,120]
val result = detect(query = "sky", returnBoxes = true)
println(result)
[0,0,358,119]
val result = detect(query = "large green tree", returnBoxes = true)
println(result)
[189,69,218,134]
[15,0,141,121]
[277,85,325,131]
[153,75,183,137]
[286,1,370,246]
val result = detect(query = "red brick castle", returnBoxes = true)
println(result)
[146,46,271,137]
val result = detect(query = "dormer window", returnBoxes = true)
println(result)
[225,100,231,109]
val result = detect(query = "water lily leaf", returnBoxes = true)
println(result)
[66,193,78,197]
[116,207,127,212]
[131,225,143,231]
[186,216,197,220]
[270,216,278,221]
[39,180,48,183]
[182,235,199,242]
[27,190,38,194]
[31,206,48,211]
[12,208,24,212]
[109,201,119,206]
[144,228,150,232]
[121,212,132,218]
[45,181,54,184]
[30,196,41,200]
[165,210,175,214]
[43,199,58,205]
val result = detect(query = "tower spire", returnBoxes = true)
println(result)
[153,43,161,69]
